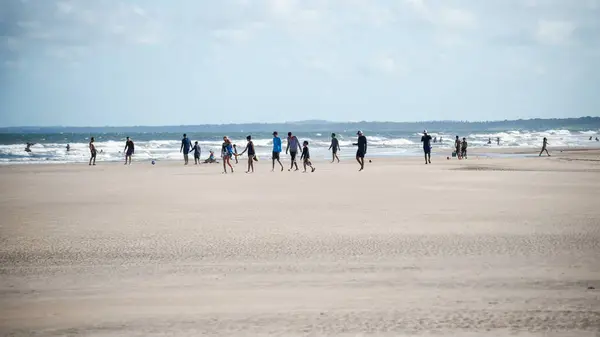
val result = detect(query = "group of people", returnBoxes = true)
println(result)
[177,131,368,174]
[83,129,567,168]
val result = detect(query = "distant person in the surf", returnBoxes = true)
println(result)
[89,137,97,166]
[439,136,443,143]
[66,144,70,152]
[272,132,284,172]
[590,136,593,141]
[353,130,367,171]
[124,136,134,165]
[191,141,201,165]
[539,137,550,157]
[461,138,468,159]
[433,136,437,143]
[487,138,492,145]
[286,132,302,171]
[328,133,340,163]
[497,137,500,145]
[24,142,35,153]
[180,133,192,165]
[596,137,599,142]
[421,130,432,165]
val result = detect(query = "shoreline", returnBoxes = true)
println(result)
[1,147,599,168]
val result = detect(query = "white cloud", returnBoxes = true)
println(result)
[438,8,476,30]
[212,28,252,43]
[535,19,575,45]
[370,55,408,76]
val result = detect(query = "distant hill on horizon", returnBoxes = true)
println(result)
[1,117,599,134]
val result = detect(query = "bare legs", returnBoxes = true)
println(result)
[272,158,283,172]
[356,156,364,171]
[331,152,340,163]
[246,156,254,173]
[223,156,234,173]
[539,148,550,156]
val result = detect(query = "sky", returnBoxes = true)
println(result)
[1,0,599,127]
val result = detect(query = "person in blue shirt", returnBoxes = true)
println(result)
[180,133,192,165]
[271,131,284,172]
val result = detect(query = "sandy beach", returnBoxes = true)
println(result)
[1,150,599,336]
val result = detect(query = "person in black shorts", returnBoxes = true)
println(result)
[238,135,256,173]
[328,133,340,163]
[89,137,97,166]
[301,141,316,173]
[421,130,432,164]
[191,141,201,165]
[352,130,367,171]
[272,132,284,172]
[124,136,134,165]
[461,137,468,159]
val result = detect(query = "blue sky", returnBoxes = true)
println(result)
[1,0,599,127]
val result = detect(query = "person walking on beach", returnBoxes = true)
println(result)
[461,137,468,159]
[191,141,201,165]
[455,136,462,159]
[301,141,316,173]
[272,132,284,172]
[421,130,432,164]
[539,137,550,156]
[353,130,367,171]
[286,132,302,171]
[221,136,234,173]
[238,135,256,173]
[328,133,340,163]
[180,134,192,165]
[124,137,134,165]
[89,137,97,166]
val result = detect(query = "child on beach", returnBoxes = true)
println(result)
[89,137,96,166]
[238,135,256,173]
[461,138,468,159]
[204,151,217,163]
[191,141,201,165]
[328,133,340,163]
[233,144,239,164]
[221,137,234,173]
[300,141,316,173]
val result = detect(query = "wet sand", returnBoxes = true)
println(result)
[1,151,599,336]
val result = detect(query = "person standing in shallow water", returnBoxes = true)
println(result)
[421,130,432,164]
[271,132,284,172]
[124,137,134,165]
[328,133,340,163]
[180,134,192,165]
[539,137,550,157]
[353,130,367,171]
[89,137,97,166]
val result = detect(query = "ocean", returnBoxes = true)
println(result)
[1,119,599,164]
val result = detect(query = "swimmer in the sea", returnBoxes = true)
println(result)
[25,142,35,152]
[539,137,550,157]
[66,144,70,152]
[89,137,97,165]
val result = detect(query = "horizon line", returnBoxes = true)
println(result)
[1,116,599,129]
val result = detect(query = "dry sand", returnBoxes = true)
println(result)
[1,150,599,336]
